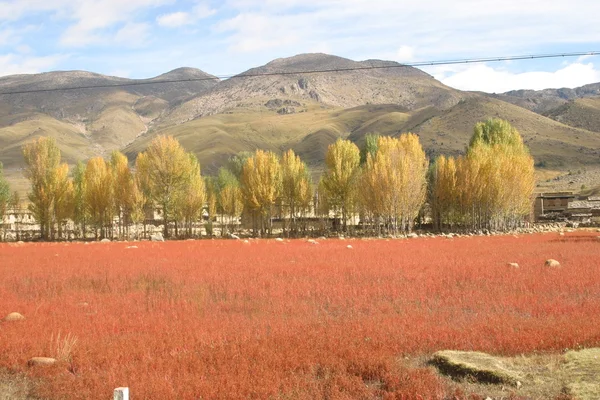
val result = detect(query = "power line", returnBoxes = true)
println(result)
[0,51,598,96]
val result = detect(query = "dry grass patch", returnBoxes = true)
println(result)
[430,350,524,386]
[430,349,600,399]
[0,370,36,400]
[563,348,600,400]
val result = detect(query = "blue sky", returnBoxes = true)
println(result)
[0,0,599,93]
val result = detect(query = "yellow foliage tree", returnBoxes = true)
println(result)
[218,168,244,235]
[175,154,206,238]
[111,151,134,239]
[84,157,114,239]
[360,134,428,234]
[135,136,196,238]
[53,163,74,240]
[429,119,535,231]
[22,137,72,240]
[280,149,312,236]
[321,139,360,232]
[241,150,282,236]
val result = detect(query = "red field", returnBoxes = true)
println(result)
[1,233,600,399]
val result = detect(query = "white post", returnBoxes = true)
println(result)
[114,387,129,400]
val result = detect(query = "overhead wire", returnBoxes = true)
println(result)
[0,51,598,96]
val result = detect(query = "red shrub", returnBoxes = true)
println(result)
[0,233,599,399]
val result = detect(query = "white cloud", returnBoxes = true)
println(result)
[192,2,216,19]
[215,0,600,58]
[157,2,216,28]
[395,46,415,63]
[0,53,65,76]
[434,62,600,93]
[56,0,172,47]
[114,22,151,47]
[157,11,193,27]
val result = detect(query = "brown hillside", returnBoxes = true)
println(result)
[544,97,600,133]
[410,96,600,167]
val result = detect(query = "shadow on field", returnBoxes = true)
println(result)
[550,235,600,244]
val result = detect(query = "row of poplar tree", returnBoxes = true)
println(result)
[0,118,535,240]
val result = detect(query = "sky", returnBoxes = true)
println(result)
[0,0,599,93]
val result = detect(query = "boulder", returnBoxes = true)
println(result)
[545,259,561,268]
[507,263,519,269]
[100,238,111,243]
[27,357,57,367]
[3,312,25,322]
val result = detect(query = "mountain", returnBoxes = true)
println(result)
[156,53,465,127]
[0,68,219,169]
[494,82,600,114]
[1,53,600,191]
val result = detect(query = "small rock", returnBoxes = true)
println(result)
[3,312,25,322]
[229,233,240,240]
[545,259,561,268]
[559,232,565,236]
[243,239,249,244]
[307,239,319,245]
[100,238,111,243]
[275,238,284,242]
[347,245,353,249]
[338,236,345,240]
[125,245,138,249]
[516,380,522,389]
[408,233,418,239]
[27,357,57,367]
[508,263,519,268]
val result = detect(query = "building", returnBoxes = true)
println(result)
[565,198,600,223]
[534,192,576,221]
